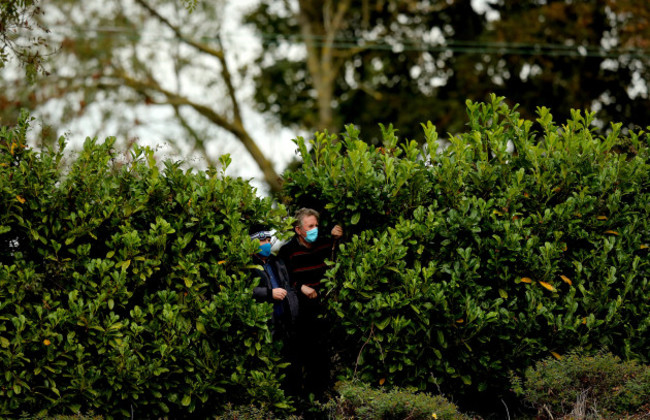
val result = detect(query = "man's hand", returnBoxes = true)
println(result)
[331,224,343,239]
[272,288,287,300]
[301,284,318,299]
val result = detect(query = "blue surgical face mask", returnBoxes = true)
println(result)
[258,243,272,257]
[305,227,318,243]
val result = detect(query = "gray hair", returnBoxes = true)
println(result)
[293,207,320,228]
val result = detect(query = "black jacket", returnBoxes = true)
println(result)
[251,255,299,324]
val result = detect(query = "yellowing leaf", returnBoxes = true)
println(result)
[16,195,25,204]
[456,318,464,324]
[520,277,532,284]
[640,244,649,250]
[379,378,386,385]
[218,260,226,265]
[539,281,556,292]
[492,209,503,216]
[560,275,572,286]
[582,317,587,324]
[597,215,608,220]
[551,351,562,360]
[604,230,619,236]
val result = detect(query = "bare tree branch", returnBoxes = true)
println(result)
[215,34,242,125]
[112,70,282,193]
[133,0,224,60]
[172,104,217,167]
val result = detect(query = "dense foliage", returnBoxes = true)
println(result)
[246,0,650,141]
[513,350,650,418]
[331,381,467,420]
[282,95,650,408]
[0,112,293,418]
[2,95,650,417]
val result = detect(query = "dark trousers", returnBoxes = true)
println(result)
[293,296,330,399]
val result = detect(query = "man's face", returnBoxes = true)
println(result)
[296,215,318,238]
[259,238,271,245]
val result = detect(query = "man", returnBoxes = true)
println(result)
[250,225,299,333]
[249,224,300,395]
[278,208,343,399]
[279,208,343,300]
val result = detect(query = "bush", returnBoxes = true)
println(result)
[215,403,302,420]
[21,413,103,420]
[281,95,650,406]
[1,112,293,418]
[331,381,468,419]
[512,350,650,419]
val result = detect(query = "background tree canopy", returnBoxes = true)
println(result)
[246,0,650,143]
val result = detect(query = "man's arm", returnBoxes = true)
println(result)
[252,284,272,303]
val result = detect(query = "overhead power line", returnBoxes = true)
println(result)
[45,25,650,59]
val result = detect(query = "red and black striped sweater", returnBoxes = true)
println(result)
[278,235,338,291]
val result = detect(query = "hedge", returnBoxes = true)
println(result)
[1,111,293,418]
[2,94,650,417]
[282,95,650,405]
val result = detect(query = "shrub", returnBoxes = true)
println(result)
[20,413,103,420]
[215,403,302,420]
[281,95,650,406]
[1,112,293,418]
[512,350,650,419]
[331,381,468,419]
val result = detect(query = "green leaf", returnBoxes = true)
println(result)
[181,394,191,406]
[376,317,390,331]
[350,212,361,225]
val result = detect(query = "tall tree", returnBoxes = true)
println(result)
[245,0,486,142]
[1,0,283,193]
[482,0,650,129]
[245,0,650,141]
